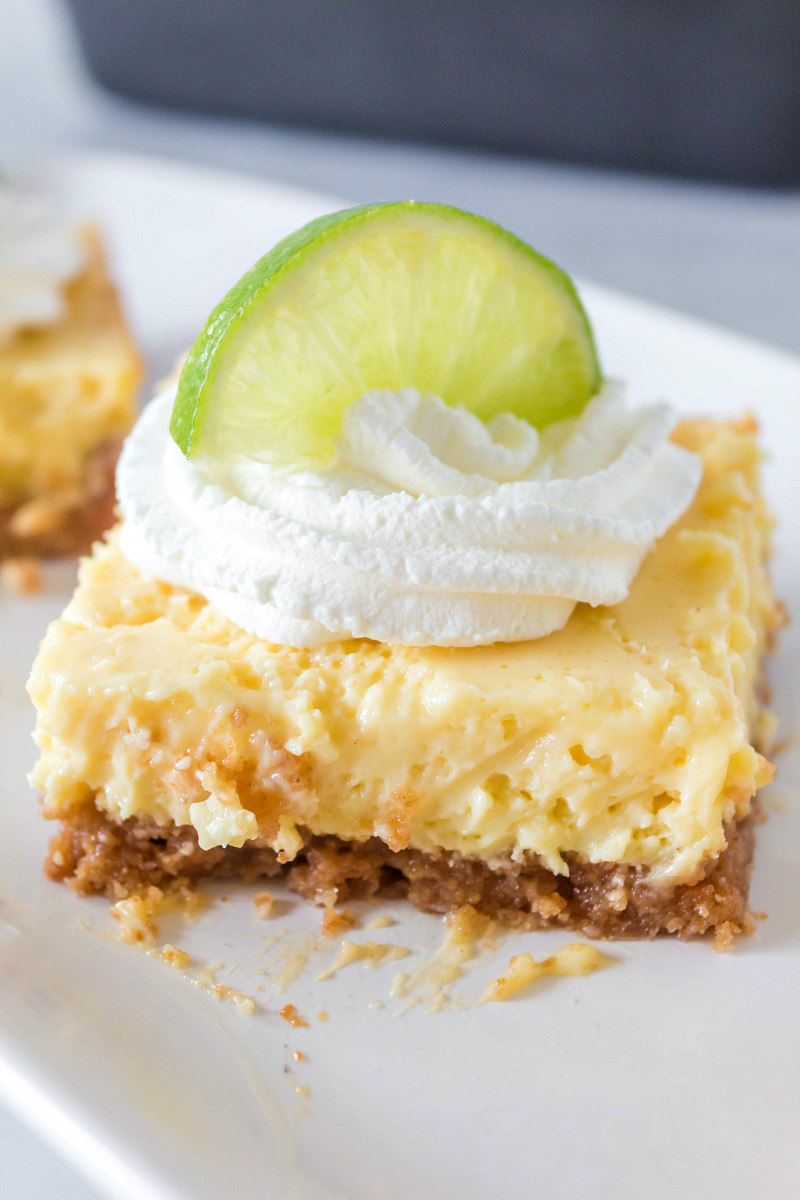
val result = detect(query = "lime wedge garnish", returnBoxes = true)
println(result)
[171,202,601,463]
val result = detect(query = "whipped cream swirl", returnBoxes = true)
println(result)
[118,383,701,647]
[0,188,85,344]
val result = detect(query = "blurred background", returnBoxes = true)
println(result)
[3,0,800,352]
[1,2,800,1196]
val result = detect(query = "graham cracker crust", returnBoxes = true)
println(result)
[46,803,758,944]
[0,439,120,559]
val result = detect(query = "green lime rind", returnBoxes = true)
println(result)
[170,201,601,463]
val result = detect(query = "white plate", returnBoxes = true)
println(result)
[1,152,798,1200]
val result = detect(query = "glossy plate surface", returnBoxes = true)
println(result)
[1,152,798,1200]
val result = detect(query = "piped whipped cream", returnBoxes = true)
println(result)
[117,383,701,648]
[0,188,85,344]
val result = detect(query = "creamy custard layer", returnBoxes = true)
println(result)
[0,229,141,508]
[29,419,778,884]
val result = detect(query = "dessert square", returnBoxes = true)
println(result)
[29,416,779,944]
[0,228,141,558]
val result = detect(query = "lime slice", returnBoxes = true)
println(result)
[171,202,601,463]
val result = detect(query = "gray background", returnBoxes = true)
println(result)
[2,0,799,1196]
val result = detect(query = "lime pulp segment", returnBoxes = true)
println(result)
[170,202,601,464]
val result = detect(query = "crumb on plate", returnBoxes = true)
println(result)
[280,1003,309,1028]
[321,905,355,938]
[253,890,276,919]
[1,556,43,595]
[482,942,613,1002]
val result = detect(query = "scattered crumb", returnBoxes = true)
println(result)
[293,1050,305,1063]
[213,983,256,1015]
[365,914,393,931]
[109,887,163,947]
[443,905,491,963]
[273,951,308,993]
[1,556,43,595]
[321,906,355,938]
[317,939,410,981]
[393,995,420,1017]
[369,1000,385,1010]
[280,1004,309,1028]
[160,944,190,970]
[294,1085,309,1098]
[391,972,408,998]
[107,884,257,1015]
[253,891,276,919]
[194,961,223,988]
[482,942,613,1002]
[391,904,492,1012]
[317,1011,328,1023]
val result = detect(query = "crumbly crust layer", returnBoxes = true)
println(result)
[45,803,757,944]
[0,439,119,559]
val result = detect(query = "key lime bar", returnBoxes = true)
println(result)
[0,228,141,558]
[30,417,779,942]
[28,203,781,944]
